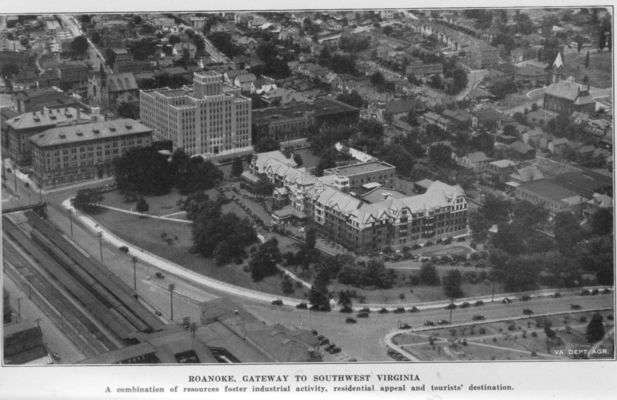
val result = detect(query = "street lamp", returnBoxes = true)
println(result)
[16,298,22,322]
[132,256,138,293]
[97,231,103,262]
[168,283,175,321]
[67,209,74,237]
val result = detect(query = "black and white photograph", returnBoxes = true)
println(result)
[0,1,615,398]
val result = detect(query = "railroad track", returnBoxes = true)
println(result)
[3,239,114,358]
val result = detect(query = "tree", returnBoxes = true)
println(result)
[281,274,294,294]
[337,290,353,312]
[253,178,274,197]
[305,226,316,251]
[577,235,613,285]
[469,211,489,242]
[136,198,150,214]
[428,144,453,166]
[481,194,512,224]
[293,154,303,167]
[117,102,140,119]
[254,137,280,153]
[231,157,244,177]
[370,71,385,87]
[71,189,103,213]
[337,91,364,108]
[443,270,463,299]
[591,208,612,236]
[1,63,18,79]
[497,256,540,292]
[512,200,549,229]
[419,262,440,286]
[114,147,174,195]
[309,267,331,311]
[104,48,117,68]
[553,212,586,255]
[193,209,257,265]
[586,313,605,343]
[71,35,89,56]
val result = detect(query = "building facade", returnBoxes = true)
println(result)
[140,71,252,157]
[543,79,596,115]
[30,119,152,188]
[323,161,396,192]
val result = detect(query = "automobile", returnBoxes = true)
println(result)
[378,308,390,314]
[118,245,129,253]
[580,289,591,296]
[155,310,163,316]
[424,320,435,326]
[399,323,411,329]
[408,306,420,313]
[345,318,357,324]
[570,304,582,310]
[393,307,405,314]
[445,303,457,310]
[472,314,485,321]
[271,299,283,306]
[325,344,335,351]
[330,347,341,354]
[155,272,165,279]
[460,302,470,308]
[602,288,612,294]
[296,302,308,310]
[474,300,485,307]
[359,307,371,313]
[521,295,531,301]
[522,309,534,315]
[502,297,512,304]
[437,319,449,325]
[553,292,562,298]
[311,330,319,335]
[320,338,330,346]
[356,311,369,318]
[317,335,325,340]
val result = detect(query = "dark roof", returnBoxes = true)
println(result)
[13,88,78,112]
[517,179,581,202]
[553,170,613,198]
[30,119,151,148]
[106,72,138,92]
[385,99,414,115]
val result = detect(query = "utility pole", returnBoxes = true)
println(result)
[449,299,454,324]
[168,283,175,321]
[132,256,137,293]
[16,298,22,322]
[97,232,103,262]
[67,209,73,237]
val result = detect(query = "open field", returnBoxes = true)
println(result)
[93,207,309,299]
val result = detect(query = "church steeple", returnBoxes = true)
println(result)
[549,51,565,83]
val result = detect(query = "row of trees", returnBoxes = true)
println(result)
[114,147,223,197]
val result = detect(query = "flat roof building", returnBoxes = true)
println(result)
[323,161,396,192]
[140,71,252,157]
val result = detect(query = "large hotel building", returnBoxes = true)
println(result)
[249,151,468,254]
[139,71,252,157]
[30,119,152,188]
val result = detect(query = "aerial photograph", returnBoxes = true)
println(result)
[0,8,614,365]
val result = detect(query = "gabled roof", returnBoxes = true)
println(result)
[106,72,138,92]
[510,141,534,154]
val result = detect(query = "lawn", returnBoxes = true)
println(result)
[93,207,309,298]
[563,51,612,89]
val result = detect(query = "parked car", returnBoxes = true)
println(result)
[378,308,390,314]
[521,295,531,301]
[474,300,484,306]
[399,323,411,329]
[424,320,435,326]
[393,307,405,314]
[345,318,357,324]
[472,314,485,321]
[502,297,512,304]
[296,302,308,309]
[460,302,470,308]
[445,303,457,310]
[271,299,283,306]
[522,309,534,315]
[570,304,582,310]
[437,319,449,325]
[155,272,165,279]
[408,306,420,313]
[356,311,369,318]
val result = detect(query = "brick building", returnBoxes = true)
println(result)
[543,78,596,115]
[30,119,152,188]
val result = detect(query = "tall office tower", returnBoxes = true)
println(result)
[140,71,252,156]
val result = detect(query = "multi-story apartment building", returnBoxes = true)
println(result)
[30,119,152,188]
[323,161,396,192]
[5,107,94,165]
[140,71,252,157]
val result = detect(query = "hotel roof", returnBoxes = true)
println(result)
[30,119,151,148]
[324,161,395,177]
